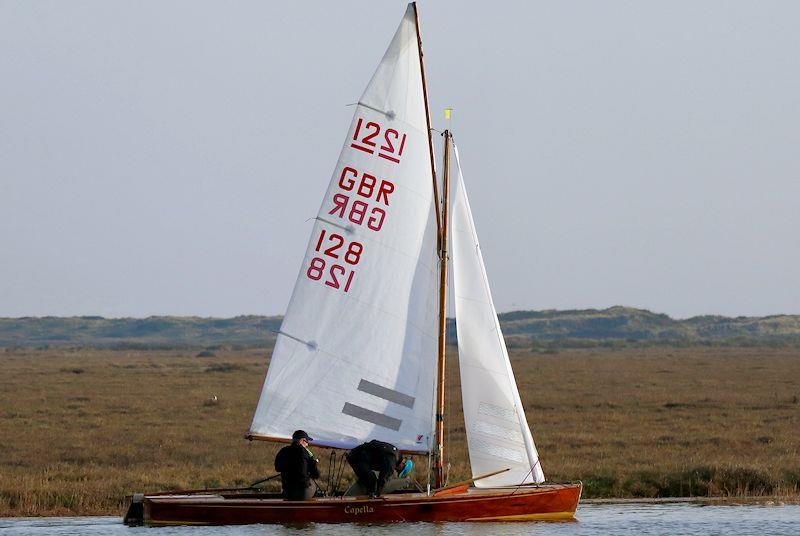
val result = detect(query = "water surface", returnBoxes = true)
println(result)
[1,503,797,535]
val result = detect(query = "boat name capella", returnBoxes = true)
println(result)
[344,505,375,515]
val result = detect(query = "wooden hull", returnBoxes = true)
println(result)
[140,483,581,526]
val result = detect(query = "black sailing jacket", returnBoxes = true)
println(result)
[274,442,320,491]
[347,440,399,492]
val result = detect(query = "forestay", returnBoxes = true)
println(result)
[249,5,439,453]
[450,145,546,485]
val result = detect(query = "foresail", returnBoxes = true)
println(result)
[249,4,439,453]
[450,145,546,485]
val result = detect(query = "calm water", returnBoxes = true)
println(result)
[1,504,797,535]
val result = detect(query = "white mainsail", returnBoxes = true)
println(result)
[249,4,439,453]
[450,145,546,485]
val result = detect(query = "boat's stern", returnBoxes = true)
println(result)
[122,493,144,526]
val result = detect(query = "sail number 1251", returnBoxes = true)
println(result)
[306,229,363,293]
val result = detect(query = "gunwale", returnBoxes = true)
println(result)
[141,483,582,525]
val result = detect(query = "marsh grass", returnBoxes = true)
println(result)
[0,346,797,516]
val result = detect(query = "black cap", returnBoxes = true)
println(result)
[292,430,313,442]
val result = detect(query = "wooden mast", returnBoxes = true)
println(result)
[434,130,452,488]
[412,2,441,243]
[411,1,448,489]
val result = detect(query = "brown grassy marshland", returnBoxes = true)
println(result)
[0,345,798,516]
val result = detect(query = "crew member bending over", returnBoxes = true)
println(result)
[346,439,412,497]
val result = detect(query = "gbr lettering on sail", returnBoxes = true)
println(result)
[304,116,407,294]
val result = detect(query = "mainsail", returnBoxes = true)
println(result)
[450,145,546,485]
[249,5,439,453]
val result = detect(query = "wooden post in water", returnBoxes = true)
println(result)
[434,130,452,488]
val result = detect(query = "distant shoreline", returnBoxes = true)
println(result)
[3,307,800,349]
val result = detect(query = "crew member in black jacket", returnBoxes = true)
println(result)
[346,439,409,497]
[274,430,320,500]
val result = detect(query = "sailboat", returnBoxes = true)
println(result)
[126,3,581,526]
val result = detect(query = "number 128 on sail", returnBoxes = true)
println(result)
[305,229,362,292]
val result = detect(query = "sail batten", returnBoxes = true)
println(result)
[450,145,546,486]
[249,4,439,454]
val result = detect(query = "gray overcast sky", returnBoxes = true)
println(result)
[1,1,798,319]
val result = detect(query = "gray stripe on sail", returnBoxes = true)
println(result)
[342,403,402,431]
[358,379,415,408]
